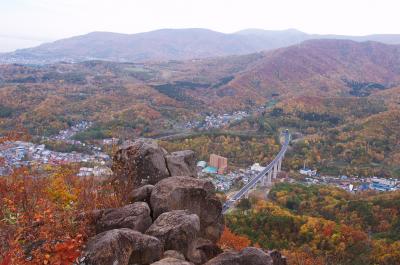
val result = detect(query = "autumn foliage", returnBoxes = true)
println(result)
[226,184,400,265]
[0,166,122,264]
[217,226,251,251]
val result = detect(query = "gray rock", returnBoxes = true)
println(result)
[150,257,194,265]
[165,150,197,177]
[187,238,222,265]
[83,228,162,265]
[128,184,154,204]
[96,202,152,233]
[150,176,224,242]
[146,210,200,257]
[112,139,170,188]
[163,250,186,260]
[204,247,274,265]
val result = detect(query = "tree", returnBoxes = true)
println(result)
[218,227,251,251]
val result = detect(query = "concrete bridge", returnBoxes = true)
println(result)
[222,130,290,214]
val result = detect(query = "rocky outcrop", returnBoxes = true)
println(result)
[83,228,162,265]
[96,202,152,233]
[187,238,222,265]
[128,185,154,204]
[112,139,198,189]
[165,150,197,177]
[150,176,224,242]
[112,139,170,187]
[80,142,286,265]
[146,210,200,257]
[204,247,274,265]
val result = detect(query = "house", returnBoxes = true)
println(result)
[197,161,207,169]
[299,168,317,176]
[251,163,266,172]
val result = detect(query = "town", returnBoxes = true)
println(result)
[1,120,399,194]
[195,154,400,195]
[0,140,110,176]
[0,121,111,176]
[183,110,249,130]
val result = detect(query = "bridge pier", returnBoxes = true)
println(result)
[221,132,290,214]
[268,170,272,185]
[273,162,278,179]
[262,169,271,186]
[278,158,282,172]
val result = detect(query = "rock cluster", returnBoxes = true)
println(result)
[80,139,286,265]
[112,139,197,188]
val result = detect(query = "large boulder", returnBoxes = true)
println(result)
[165,150,197,177]
[112,139,170,187]
[146,210,200,257]
[96,202,152,233]
[128,185,154,204]
[204,247,274,265]
[82,228,162,265]
[150,258,194,265]
[187,237,222,264]
[187,238,222,265]
[150,176,224,242]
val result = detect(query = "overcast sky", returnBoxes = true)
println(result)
[1,0,400,52]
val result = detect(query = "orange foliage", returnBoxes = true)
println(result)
[0,166,122,264]
[0,128,31,144]
[283,250,325,265]
[218,226,251,251]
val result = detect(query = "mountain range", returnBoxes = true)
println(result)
[2,28,400,64]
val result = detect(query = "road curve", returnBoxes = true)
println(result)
[222,131,290,214]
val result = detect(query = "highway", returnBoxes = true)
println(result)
[222,131,290,214]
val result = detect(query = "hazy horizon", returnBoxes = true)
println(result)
[2,0,400,52]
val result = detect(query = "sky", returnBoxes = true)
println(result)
[1,0,400,52]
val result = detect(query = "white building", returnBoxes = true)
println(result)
[251,163,266,172]
[197,161,207,168]
[299,168,317,176]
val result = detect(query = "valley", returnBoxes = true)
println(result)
[1,36,400,265]
[1,39,400,178]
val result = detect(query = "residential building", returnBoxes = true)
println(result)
[209,154,227,174]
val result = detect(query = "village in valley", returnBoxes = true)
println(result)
[1,119,399,194]
[195,154,399,195]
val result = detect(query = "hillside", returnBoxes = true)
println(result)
[0,29,287,64]
[2,40,400,134]
[226,183,400,265]
[224,39,400,99]
[1,39,400,176]
[3,28,400,64]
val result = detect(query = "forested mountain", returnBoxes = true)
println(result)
[3,28,400,64]
[1,39,400,176]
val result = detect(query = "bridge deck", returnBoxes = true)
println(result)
[222,132,290,214]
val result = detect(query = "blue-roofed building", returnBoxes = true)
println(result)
[371,182,395,192]
[202,166,218,174]
[358,183,370,191]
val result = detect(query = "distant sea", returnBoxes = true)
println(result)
[0,36,45,53]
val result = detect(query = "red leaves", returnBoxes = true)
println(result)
[218,226,251,251]
[0,253,11,265]
[0,166,121,264]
